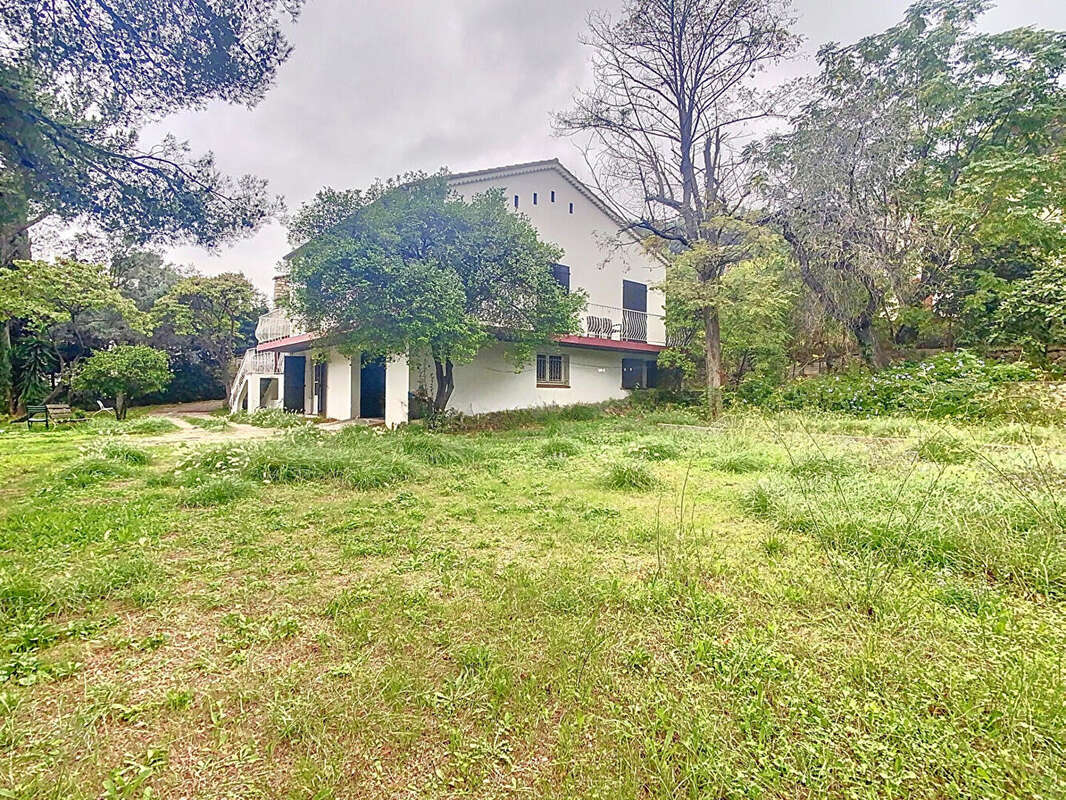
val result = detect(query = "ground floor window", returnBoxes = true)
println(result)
[536,353,570,387]
[622,357,658,390]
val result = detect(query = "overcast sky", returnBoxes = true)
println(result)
[155,0,1066,297]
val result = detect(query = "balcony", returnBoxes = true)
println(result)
[254,308,304,344]
[576,303,667,348]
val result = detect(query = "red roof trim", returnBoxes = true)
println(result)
[257,332,665,355]
[257,332,318,352]
[555,335,665,353]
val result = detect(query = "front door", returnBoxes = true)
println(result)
[622,280,648,342]
[360,357,386,418]
[283,355,306,413]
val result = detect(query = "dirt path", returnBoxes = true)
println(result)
[134,401,281,447]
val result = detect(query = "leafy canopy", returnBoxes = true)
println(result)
[0,0,301,249]
[72,344,172,415]
[0,258,149,336]
[288,176,585,370]
[152,273,264,384]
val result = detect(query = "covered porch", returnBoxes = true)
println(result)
[252,334,410,428]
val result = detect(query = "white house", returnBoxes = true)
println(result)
[229,159,668,427]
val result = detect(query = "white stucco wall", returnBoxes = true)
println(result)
[385,354,409,428]
[410,343,636,416]
[449,166,666,337]
[325,349,354,420]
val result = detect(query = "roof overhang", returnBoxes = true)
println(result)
[555,335,665,354]
[257,332,318,353]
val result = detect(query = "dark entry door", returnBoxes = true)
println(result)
[360,357,386,418]
[622,280,648,342]
[313,361,327,416]
[283,355,305,413]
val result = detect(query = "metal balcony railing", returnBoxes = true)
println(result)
[254,308,304,343]
[581,303,666,346]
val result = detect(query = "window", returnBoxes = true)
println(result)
[513,195,519,209]
[550,190,556,203]
[568,202,574,214]
[536,353,570,387]
[622,358,659,390]
[533,192,538,205]
[550,263,570,292]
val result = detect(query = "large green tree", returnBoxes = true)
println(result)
[762,0,1066,364]
[152,273,265,392]
[0,258,150,406]
[72,345,172,419]
[287,176,585,413]
[0,0,301,408]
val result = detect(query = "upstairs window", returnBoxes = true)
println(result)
[550,263,570,292]
[568,202,574,214]
[513,195,519,209]
[533,192,538,205]
[550,190,556,203]
[536,354,570,387]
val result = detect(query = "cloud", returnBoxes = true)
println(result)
[153,0,1066,295]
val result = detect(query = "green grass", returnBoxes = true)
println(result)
[0,409,1063,798]
[229,408,317,428]
[180,415,231,431]
[179,475,257,507]
[604,460,657,490]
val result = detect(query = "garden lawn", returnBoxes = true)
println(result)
[0,411,1064,798]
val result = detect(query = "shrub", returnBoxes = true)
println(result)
[558,403,603,421]
[604,461,657,490]
[774,351,1039,420]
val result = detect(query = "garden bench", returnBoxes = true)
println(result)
[25,404,87,430]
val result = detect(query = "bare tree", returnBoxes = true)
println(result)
[556,0,798,415]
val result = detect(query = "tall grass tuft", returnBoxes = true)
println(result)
[915,437,974,464]
[53,457,132,489]
[605,461,657,491]
[399,432,478,466]
[628,438,681,461]
[539,437,582,458]
[89,416,178,436]
[95,440,150,465]
[180,475,257,507]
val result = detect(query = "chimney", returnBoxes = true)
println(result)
[272,273,291,306]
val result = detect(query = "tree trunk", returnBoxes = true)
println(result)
[115,391,128,420]
[851,316,880,369]
[1,210,33,415]
[432,358,455,414]
[0,321,12,415]
[703,305,723,418]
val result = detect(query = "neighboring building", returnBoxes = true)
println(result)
[229,159,667,427]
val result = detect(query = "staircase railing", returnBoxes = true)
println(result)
[229,349,282,411]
